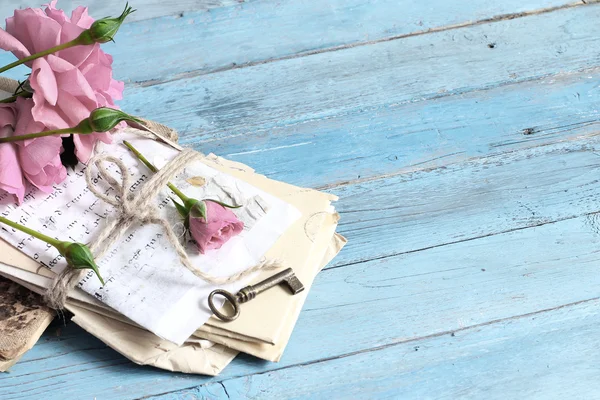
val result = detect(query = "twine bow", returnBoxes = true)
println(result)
[44,148,280,309]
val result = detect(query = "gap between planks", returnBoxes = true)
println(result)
[315,113,600,192]
[135,0,597,87]
[148,295,600,399]
[325,210,600,271]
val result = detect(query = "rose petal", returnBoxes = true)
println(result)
[70,6,94,29]
[30,58,59,106]
[30,91,70,130]
[0,125,25,203]
[52,58,97,104]
[13,98,47,146]
[19,136,66,191]
[72,131,112,163]
[54,89,95,127]
[12,8,61,54]
[189,202,244,253]
[44,1,68,24]
[0,29,31,59]
[57,22,94,67]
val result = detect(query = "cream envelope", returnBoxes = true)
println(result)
[0,222,342,374]
[0,172,343,367]
[0,149,339,344]
[195,221,347,361]
[68,303,239,375]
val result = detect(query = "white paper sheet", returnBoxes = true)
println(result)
[0,132,300,344]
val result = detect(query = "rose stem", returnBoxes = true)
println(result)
[0,127,77,143]
[0,91,30,104]
[0,216,64,249]
[123,140,190,203]
[0,38,82,74]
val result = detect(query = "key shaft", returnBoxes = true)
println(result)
[237,268,304,303]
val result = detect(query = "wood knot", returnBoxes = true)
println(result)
[522,127,536,135]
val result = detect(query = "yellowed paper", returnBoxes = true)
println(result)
[195,220,347,362]
[68,303,239,376]
[0,219,343,370]
[0,149,344,372]
[0,153,338,343]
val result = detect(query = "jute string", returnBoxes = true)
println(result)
[45,147,280,309]
[0,77,279,309]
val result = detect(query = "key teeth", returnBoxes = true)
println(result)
[286,276,305,295]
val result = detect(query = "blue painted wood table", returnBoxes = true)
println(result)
[2,0,600,398]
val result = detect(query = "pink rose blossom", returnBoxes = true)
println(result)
[0,98,66,203]
[0,105,25,202]
[189,201,244,254]
[0,1,124,163]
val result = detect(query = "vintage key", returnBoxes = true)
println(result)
[208,268,305,322]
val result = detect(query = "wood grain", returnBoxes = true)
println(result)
[330,136,600,266]
[1,0,244,23]
[206,70,600,189]
[0,0,599,398]
[106,3,600,146]
[0,0,584,84]
[4,137,600,398]
[175,299,600,399]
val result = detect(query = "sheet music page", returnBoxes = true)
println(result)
[0,131,301,344]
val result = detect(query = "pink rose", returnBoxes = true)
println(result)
[0,98,66,203]
[188,201,244,254]
[0,1,124,163]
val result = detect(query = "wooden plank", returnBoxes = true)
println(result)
[4,138,600,398]
[0,2,596,398]
[175,299,600,399]
[6,209,600,398]
[3,1,243,23]
[329,135,600,266]
[206,70,600,189]
[105,4,600,143]
[0,0,582,84]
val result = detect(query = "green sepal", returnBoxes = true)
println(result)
[60,242,105,285]
[189,201,207,220]
[170,197,189,219]
[78,3,136,44]
[204,199,242,209]
[75,108,143,134]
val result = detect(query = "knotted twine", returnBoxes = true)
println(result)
[44,139,280,309]
[0,77,280,309]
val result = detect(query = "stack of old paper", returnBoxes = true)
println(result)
[0,122,345,375]
[0,277,54,371]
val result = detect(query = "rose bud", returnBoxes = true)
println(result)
[185,200,244,254]
[0,215,104,284]
[123,141,245,254]
[77,3,136,44]
[75,107,142,134]
[59,242,105,285]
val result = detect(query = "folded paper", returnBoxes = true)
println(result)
[0,133,301,344]
[0,122,345,374]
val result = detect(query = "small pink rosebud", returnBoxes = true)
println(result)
[188,200,244,254]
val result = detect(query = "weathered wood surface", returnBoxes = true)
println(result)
[3,0,244,22]
[2,0,600,399]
